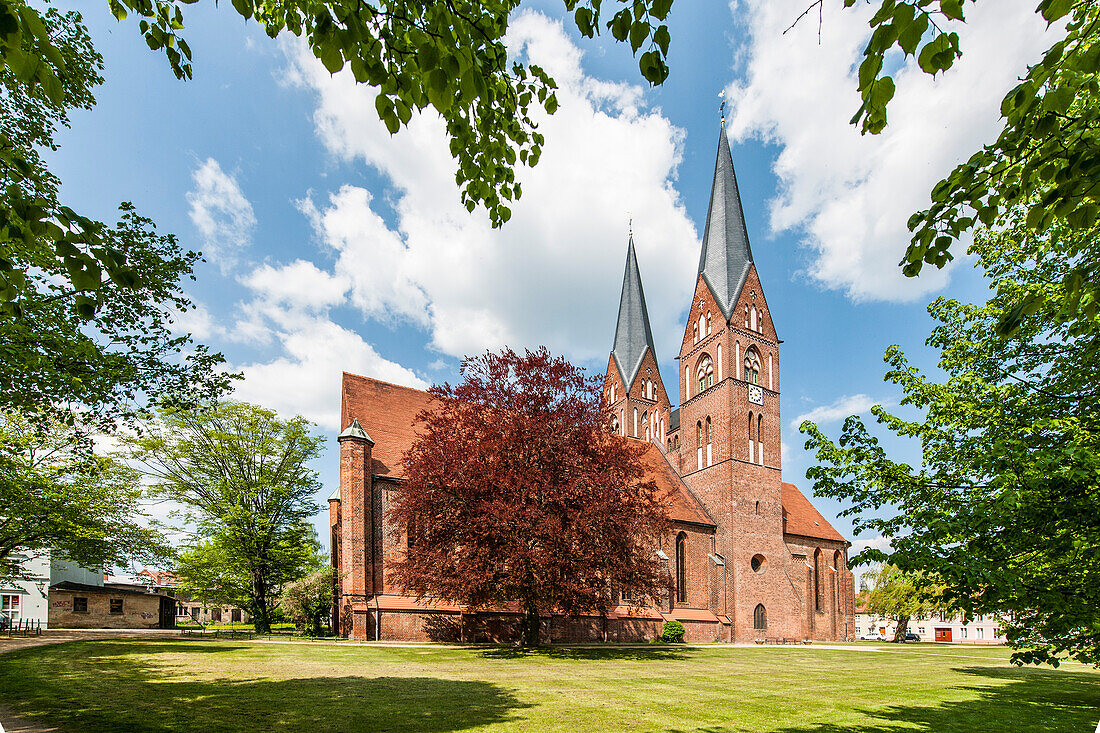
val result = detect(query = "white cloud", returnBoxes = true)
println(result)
[283,11,700,365]
[232,316,428,431]
[791,393,884,429]
[240,259,350,312]
[726,0,1058,302]
[186,158,257,271]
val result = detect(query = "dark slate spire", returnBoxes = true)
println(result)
[698,122,754,320]
[611,235,658,392]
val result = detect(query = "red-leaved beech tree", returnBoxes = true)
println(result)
[389,347,669,646]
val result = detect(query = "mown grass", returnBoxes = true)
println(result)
[0,640,1096,732]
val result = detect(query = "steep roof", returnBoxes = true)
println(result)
[636,442,715,527]
[781,482,847,543]
[611,236,658,392]
[339,372,712,527]
[341,372,436,478]
[698,123,755,320]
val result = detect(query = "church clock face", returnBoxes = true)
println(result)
[748,384,764,405]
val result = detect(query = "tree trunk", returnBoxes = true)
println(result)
[894,614,910,643]
[520,598,541,647]
[251,572,271,634]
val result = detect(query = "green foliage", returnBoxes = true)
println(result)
[102,0,675,229]
[278,566,338,636]
[661,619,685,643]
[0,3,230,427]
[128,401,324,633]
[0,410,170,578]
[800,219,1100,666]
[836,0,1099,312]
[862,564,949,642]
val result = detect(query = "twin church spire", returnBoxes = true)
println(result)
[610,121,755,389]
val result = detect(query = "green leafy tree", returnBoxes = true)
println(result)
[0,4,230,427]
[862,564,948,642]
[128,401,324,633]
[801,219,1100,667]
[278,565,338,636]
[796,0,1099,329]
[0,0,677,316]
[0,410,169,578]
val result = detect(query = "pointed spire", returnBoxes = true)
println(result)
[611,234,658,392]
[338,418,373,444]
[698,122,754,320]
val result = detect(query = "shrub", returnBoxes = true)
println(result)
[661,620,685,643]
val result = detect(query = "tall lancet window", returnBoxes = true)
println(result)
[696,421,703,469]
[697,355,714,393]
[642,410,649,441]
[705,417,713,466]
[757,414,764,465]
[675,533,688,604]
[744,349,761,384]
[693,320,699,343]
[748,411,755,463]
[706,312,712,336]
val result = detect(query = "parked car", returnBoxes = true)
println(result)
[903,632,920,642]
[860,633,886,641]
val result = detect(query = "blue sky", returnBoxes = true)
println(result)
[50,1,1054,564]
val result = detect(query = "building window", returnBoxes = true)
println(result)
[814,549,823,612]
[697,355,714,393]
[696,421,703,469]
[675,533,688,604]
[751,554,766,573]
[1,594,20,622]
[705,417,713,466]
[744,349,761,384]
[73,597,88,613]
[693,321,699,343]
[977,627,984,640]
[757,414,764,465]
[748,411,755,463]
[212,608,222,623]
[109,599,124,615]
[642,410,649,440]
[960,627,967,639]
[706,312,712,335]
[232,608,242,623]
[754,604,766,630]
[918,627,926,635]
[750,306,758,331]
[611,415,619,434]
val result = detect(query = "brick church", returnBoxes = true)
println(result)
[330,123,856,642]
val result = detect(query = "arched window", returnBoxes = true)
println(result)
[675,533,688,604]
[706,312,712,335]
[705,416,713,466]
[744,305,749,328]
[674,434,679,449]
[754,604,766,630]
[696,421,703,469]
[611,414,619,434]
[717,343,723,381]
[757,414,764,465]
[693,320,699,343]
[744,349,761,384]
[748,411,755,463]
[642,410,649,440]
[814,549,824,612]
[668,438,673,450]
[697,354,714,393]
[750,306,758,331]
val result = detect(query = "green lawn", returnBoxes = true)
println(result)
[1,640,1097,732]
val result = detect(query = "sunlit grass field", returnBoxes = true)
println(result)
[1,639,1096,732]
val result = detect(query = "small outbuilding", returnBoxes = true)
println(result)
[49,581,175,629]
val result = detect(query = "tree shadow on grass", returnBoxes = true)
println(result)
[0,642,529,733]
[681,664,1100,733]
[477,644,694,661]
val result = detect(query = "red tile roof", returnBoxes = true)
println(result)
[635,442,715,527]
[781,482,847,543]
[342,372,436,478]
[340,372,715,527]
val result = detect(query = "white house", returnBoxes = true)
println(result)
[855,608,1006,643]
[1,553,103,628]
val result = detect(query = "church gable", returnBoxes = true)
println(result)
[341,372,434,478]
[781,482,846,543]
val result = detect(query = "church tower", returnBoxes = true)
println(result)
[604,235,672,446]
[677,122,792,641]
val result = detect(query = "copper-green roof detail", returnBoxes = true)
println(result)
[698,123,754,320]
[611,235,658,392]
[338,418,374,444]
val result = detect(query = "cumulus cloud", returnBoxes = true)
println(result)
[726,0,1057,302]
[186,158,257,271]
[791,393,884,429]
[284,10,700,364]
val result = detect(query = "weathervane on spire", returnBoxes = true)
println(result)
[628,211,633,237]
[718,90,726,125]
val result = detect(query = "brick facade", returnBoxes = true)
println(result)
[329,124,855,643]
